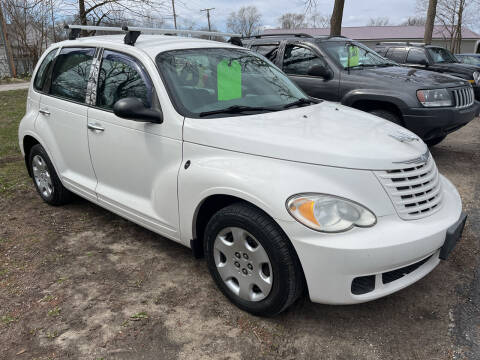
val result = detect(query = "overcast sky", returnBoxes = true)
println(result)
[171,0,422,31]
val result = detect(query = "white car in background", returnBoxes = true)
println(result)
[18,26,466,316]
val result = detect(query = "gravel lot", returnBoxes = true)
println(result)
[0,89,479,359]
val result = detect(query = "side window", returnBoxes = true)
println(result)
[385,47,407,63]
[283,45,326,76]
[96,50,152,110]
[251,44,279,61]
[34,49,57,92]
[50,47,95,103]
[406,48,428,64]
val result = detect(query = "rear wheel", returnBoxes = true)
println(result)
[425,135,446,147]
[204,203,304,316]
[29,144,72,205]
[368,109,402,126]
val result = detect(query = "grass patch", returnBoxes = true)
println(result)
[130,311,148,320]
[47,306,61,317]
[0,90,29,196]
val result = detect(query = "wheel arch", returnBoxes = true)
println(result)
[350,99,404,125]
[23,135,41,177]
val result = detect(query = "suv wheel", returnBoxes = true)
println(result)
[29,144,72,205]
[204,203,304,316]
[368,109,402,125]
[425,135,446,147]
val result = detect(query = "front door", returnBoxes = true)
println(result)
[36,47,98,201]
[87,50,182,240]
[281,44,339,101]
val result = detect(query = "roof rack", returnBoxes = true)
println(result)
[244,33,314,39]
[376,41,427,46]
[64,24,242,46]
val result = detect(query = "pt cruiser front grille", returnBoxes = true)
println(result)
[452,86,475,108]
[375,154,443,220]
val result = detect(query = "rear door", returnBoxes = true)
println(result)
[281,43,339,101]
[86,49,182,239]
[36,47,98,201]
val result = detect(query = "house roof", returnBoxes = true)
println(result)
[263,25,480,40]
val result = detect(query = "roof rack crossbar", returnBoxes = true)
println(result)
[64,24,241,46]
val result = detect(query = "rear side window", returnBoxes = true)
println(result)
[50,48,95,103]
[385,47,407,63]
[283,45,327,76]
[34,49,57,91]
[250,44,279,61]
[406,48,428,64]
[96,50,152,110]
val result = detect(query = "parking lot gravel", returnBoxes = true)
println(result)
[0,89,478,359]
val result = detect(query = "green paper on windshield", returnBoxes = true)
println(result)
[217,59,242,101]
[348,46,360,67]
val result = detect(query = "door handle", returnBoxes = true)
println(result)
[39,109,50,116]
[87,123,105,132]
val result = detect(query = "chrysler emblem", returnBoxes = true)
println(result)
[393,150,430,165]
[389,131,420,143]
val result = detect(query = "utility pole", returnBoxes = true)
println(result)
[171,0,177,29]
[0,1,16,77]
[200,8,214,32]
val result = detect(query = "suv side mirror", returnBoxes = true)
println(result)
[307,64,332,79]
[113,97,163,124]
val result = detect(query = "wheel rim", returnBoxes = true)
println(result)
[213,227,273,302]
[32,155,53,198]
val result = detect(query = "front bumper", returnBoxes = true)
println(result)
[402,102,478,141]
[278,176,463,305]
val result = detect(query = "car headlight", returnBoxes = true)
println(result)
[286,194,376,233]
[417,89,453,107]
[474,71,480,85]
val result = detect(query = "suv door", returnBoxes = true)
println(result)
[36,47,98,201]
[405,48,430,68]
[87,50,181,239]
[281,43,339,101]
[384,47,407,64]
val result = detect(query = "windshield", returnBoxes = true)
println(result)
[458,55,480,66]
[322,41,394,69]
[156,48,309,118]
[427,47,457,64]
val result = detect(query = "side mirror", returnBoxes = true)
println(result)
[113,97,163,124]
[307,64,332,79]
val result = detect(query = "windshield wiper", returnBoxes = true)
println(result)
[283,97,316,109]
[198,105,280,117]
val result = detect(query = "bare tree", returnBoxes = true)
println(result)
[401,16,426,26]
[367,17,390,26]
[424,0,437,44]
[278,13,306,30]
[309,12,330,28]
[330,0,345,36]
[226,6,262,37]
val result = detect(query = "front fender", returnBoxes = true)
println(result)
[178,142,396,245]
[341,89,413,111]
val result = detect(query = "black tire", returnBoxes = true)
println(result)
[425,135,446,147]
[204,202,305,316]
[368,109,402,125]
[28,144,72,205]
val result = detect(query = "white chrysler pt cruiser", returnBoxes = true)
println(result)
[19,27,466,316]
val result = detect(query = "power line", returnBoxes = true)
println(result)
[200,7,214,32]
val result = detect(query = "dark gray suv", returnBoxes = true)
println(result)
[245,34,479,146]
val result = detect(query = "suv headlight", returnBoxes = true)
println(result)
[474,71,480,85]
[417,89,453,107]
[286,194,376,233]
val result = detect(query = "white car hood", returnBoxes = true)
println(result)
[183,101,428,170]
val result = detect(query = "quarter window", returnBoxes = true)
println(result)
[283,45,326,76]
[34,49,57,91]
[251,44,279,61]
[96,51,152,110]
[50,48,95,103]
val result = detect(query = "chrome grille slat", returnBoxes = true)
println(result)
[453,86,474,109]
[374,154,443,220]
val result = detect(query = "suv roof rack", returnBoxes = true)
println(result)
[376,41,427,46]
[64,24,242,46]
[244,33,314,39]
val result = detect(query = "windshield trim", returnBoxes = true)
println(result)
[154,47,311,119]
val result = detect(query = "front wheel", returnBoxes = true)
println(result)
[368,109,402,126]
[204,203,304,316]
